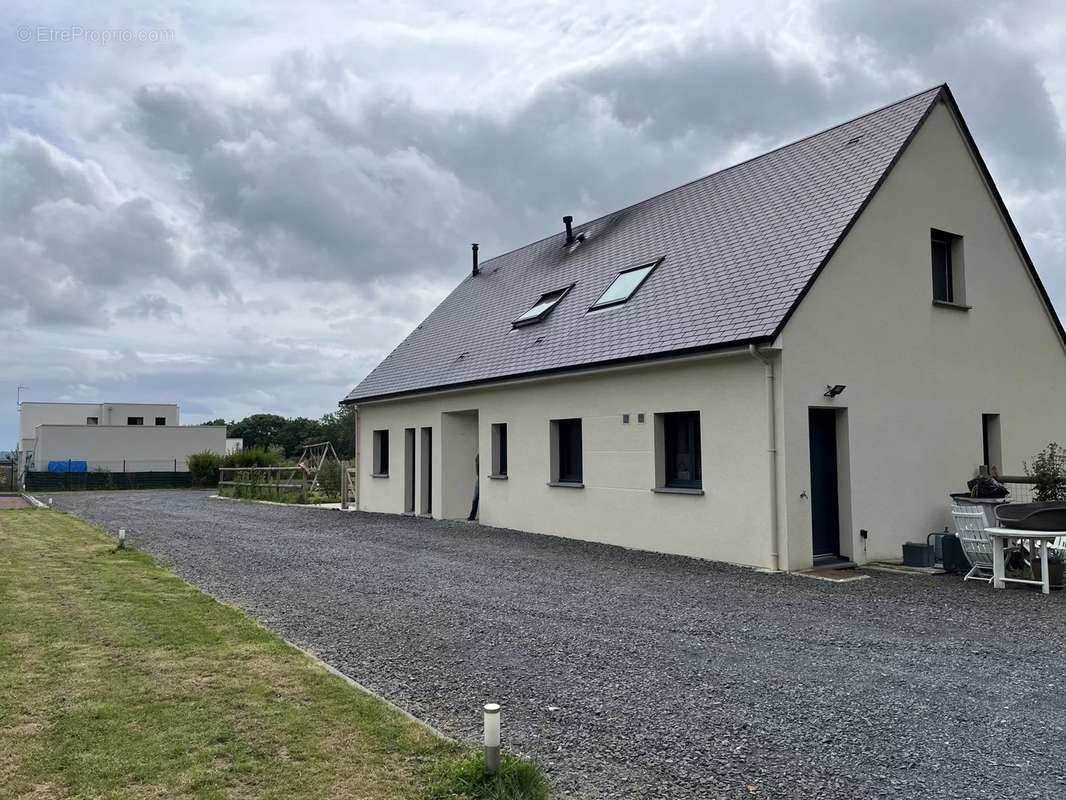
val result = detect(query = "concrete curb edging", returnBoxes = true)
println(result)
[284,639,455,743]
[792,569,871,584]
[209,494,355,512]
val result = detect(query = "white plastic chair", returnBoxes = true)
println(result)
[951,504,995,583]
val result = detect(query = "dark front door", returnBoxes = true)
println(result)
[808,408,841,559]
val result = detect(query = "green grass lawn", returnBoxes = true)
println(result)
[0,509,548,800]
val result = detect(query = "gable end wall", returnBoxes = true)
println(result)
[778,99,1066,569]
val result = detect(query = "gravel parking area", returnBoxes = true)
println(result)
[51,490,1065,799]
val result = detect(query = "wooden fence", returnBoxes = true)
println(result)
[218,466,310,500]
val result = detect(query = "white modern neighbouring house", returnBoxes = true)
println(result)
[341,85,1066,572]
[17,402,226,476]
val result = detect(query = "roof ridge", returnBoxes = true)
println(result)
[476,84,946,270]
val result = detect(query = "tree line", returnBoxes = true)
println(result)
[202,406,357,459]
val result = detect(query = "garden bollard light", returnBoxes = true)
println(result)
[483,703,501,776]
[118,528,126,549]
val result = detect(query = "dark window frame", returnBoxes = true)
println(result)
[512,284,574,328]
[552,418,583,485]
[372,429,390,476]
[127,416,144,426]
[663,411,702,490]
[86,416,98,425]
[982,413,1002,471]
[154,417,167,426]
[931,228,964,305]
[589,257,663,311]
[491,423,508,477]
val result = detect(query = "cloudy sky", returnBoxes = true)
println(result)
[3,0,1065,446]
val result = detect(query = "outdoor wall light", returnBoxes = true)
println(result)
[483,702,501,775]
[824,384,846,398]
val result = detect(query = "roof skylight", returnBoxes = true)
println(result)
[513,285,572,327]
[590,259,660,310]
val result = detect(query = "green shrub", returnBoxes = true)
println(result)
[1025,442,1066,502]
[317,459,341,494]
[188,452,222,487]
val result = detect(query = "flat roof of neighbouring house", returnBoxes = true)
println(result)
[20,401,180,406]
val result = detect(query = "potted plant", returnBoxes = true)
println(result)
[1032,546,1066,590]
[1025,443,1066,502]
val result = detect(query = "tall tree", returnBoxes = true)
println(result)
[227,414,288,452]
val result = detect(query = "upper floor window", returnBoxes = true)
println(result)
[591,259,660,310]
[931,229,965,306]
[513,285,573,327]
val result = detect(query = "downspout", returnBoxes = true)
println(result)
[749,345,780,572]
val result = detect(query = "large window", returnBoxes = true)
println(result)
[372,429,390,476]
[491,423,508,477]
[550,418,583,485]
[590,259,660,309]
[155,416,167,426]
[657,411,702,490]
[513,285,572,327]
[931,229,965,306]
[127,417,144,426]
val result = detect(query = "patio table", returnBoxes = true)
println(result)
[985,528,1063,595]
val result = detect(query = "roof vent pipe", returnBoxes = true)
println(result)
[472,243,479,276]
[563,215,575,246]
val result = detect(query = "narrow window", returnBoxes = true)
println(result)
[419,427,432,513]
[656,411,703,490]
[550,418,582,485]
[931,229,965,305]
[372,429,390,476]
[982,413,1002,471]
[155,417,166,426]
[591,259,660,309]
[86,417,98,425]
[404,428,416,512]
[127,417,144,426]
[491,423,508,477]
[513,285,572,327]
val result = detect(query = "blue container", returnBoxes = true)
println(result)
[47,460,88,473]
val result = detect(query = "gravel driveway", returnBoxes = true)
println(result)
[51,490,1065,799]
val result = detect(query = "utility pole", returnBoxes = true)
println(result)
[14,385,28,491]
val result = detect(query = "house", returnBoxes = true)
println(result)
[341,84,1066,572]
[17,402,226,477]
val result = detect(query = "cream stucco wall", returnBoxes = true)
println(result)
[18,402,181,472]
[777,99,1066,569]
[356,354,774,567]
[33,424,226,471]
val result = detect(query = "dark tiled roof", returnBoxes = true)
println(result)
[345,86,943,403]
